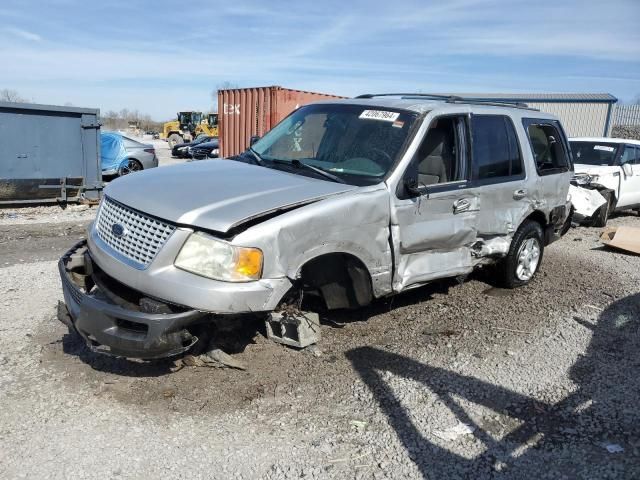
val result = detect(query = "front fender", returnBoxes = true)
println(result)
[233,186,394,298]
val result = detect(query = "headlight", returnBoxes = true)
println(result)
[211,148,219,155]
[174,232,263,282]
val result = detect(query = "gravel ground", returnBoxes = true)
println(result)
[0,207,639,479]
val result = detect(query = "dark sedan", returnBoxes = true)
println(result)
[171,135,214,158]
[190,139,220,160]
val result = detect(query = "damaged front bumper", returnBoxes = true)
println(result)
[59,241,207,359]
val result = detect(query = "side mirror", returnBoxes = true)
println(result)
[622,163,633,177]
[404,177,422,197]
[249,135,260,146]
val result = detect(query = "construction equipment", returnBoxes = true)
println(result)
[161,112,219,148]
[161,111,203,148]
[202,113,219,137]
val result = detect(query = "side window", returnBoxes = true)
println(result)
[620,145,635,165]
[412,116,465,186]
[636,147,640,165]
[525,122,569,173]
[471,115,523,181]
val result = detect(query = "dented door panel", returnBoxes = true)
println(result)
[391,188,479,291]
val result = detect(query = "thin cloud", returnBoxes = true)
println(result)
[3,26,42,41]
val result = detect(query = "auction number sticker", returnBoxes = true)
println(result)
[594,145,615,152]
[359,110,400,122]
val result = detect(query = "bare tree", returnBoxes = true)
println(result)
[0,89,28,103]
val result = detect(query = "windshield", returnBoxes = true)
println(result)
[570,141,620,166]
[208,114,218,126]
[248,103,417,185]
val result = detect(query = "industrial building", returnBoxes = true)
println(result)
[446,93,618,137]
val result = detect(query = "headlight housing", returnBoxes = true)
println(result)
[174,232,263,282]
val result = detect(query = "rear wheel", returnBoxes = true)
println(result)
[497,220,544,288]
[118,159,143,176]
[168,134,183,149]
[591,191,612,227]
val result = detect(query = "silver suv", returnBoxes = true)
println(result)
[59,94,572,358]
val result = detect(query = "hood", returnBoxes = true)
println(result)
[573,164,620,176]
[104,160,356,233]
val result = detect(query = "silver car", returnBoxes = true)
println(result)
[101,133,159,176]
[59,95,572,358]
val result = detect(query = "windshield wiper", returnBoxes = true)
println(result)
[247,146,266,166]
[271,159,346,184]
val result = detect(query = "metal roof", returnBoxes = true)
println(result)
[437,93,618,103]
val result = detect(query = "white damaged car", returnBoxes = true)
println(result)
[569,137,640,226]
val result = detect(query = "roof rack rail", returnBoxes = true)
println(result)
[355,93,538,111]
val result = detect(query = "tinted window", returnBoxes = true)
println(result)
[526,123,569,172]
[620,145,636,165]
[471,115,523,181]
[570,141,618,166]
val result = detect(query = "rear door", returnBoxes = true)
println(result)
[469,114,529,237]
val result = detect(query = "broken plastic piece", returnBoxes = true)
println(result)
[600,443,624,454]
[266,311,321,348]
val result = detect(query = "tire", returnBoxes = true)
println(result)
[168,134,183,149]
[497,220,544,289]
[118,159,143,176]
[591,191,612,228]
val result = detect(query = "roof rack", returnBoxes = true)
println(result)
[355,93,538,111]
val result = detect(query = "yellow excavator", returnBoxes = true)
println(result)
[161,112,219,148]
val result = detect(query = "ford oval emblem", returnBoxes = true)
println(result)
[111,223,126,238]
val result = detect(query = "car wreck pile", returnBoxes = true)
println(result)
[56,95,639,364]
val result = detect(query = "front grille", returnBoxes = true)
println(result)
[95,196,175,268]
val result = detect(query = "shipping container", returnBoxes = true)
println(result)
[0,101,102,204]
[218,86,344,158]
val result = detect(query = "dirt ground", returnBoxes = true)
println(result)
[0,149,639,479]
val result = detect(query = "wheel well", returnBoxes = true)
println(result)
[298,253,373,310]
[124,158,143,168]
[525,210,547,229]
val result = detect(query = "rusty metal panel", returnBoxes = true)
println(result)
[218,86,344,158]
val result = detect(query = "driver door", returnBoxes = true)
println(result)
[619,145,640,207]
[391,114,479,291]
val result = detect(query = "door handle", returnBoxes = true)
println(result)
[513,189,528,200]
[453,198,471,214]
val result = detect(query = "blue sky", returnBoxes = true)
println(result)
[1,0,639,120]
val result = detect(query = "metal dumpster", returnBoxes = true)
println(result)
[0,101,102,204]
[218,86,345,158]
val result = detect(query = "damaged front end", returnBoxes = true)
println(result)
[59,241,207,359]
[569,173,612,224]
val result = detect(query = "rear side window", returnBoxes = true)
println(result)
[524,121,570,174]
[620,145,637,165]
[471,115,523,182]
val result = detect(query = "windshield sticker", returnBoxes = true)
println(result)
[594,145,615,152]
[392,120,404,128]
[359,110,400,122]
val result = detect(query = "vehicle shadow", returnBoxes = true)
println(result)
[346,293,640,479]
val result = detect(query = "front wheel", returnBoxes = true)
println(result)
[497,220,544,288]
